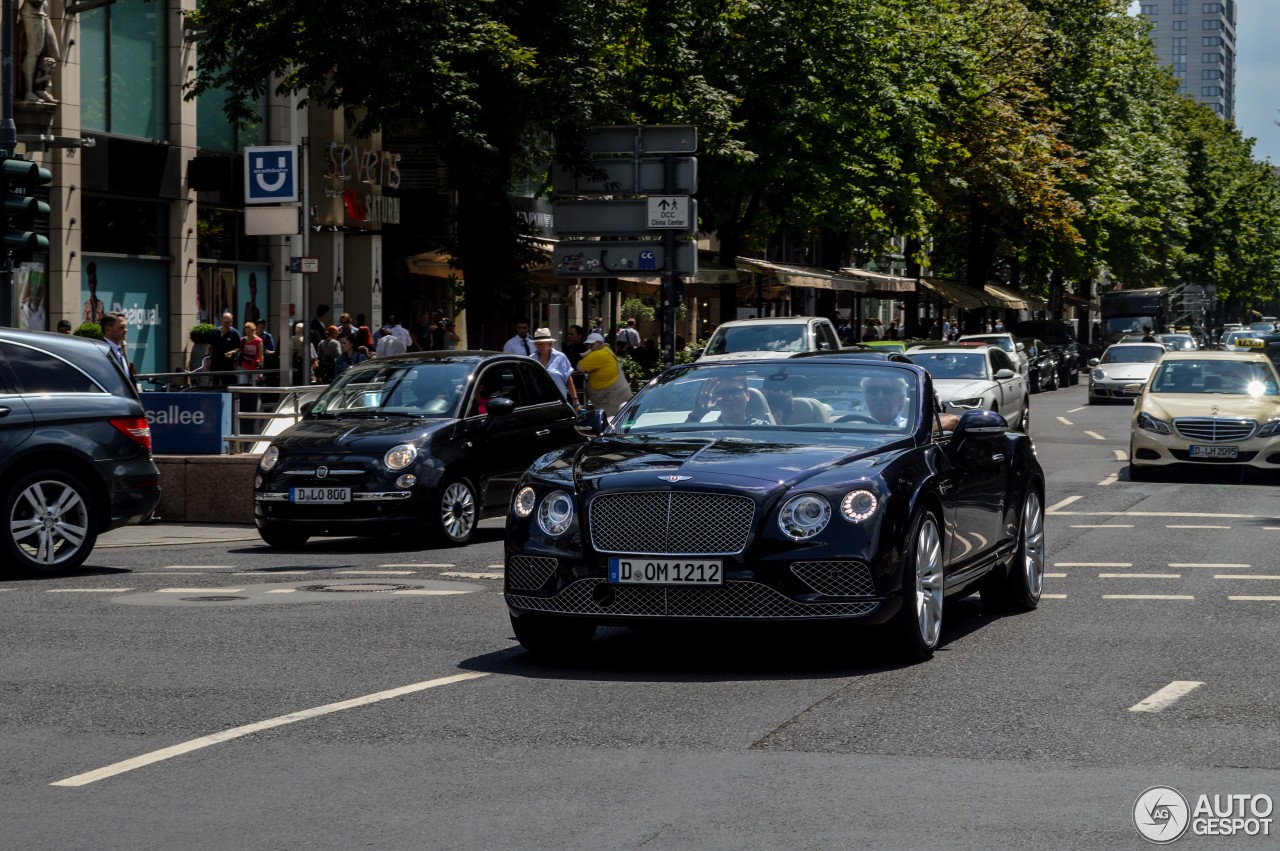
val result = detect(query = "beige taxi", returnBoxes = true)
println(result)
[1129,348,1280,480]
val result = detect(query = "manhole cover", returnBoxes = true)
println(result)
[182,595,248,602]
[297,583,419,593]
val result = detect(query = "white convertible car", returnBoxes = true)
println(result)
[907,345,1030,432]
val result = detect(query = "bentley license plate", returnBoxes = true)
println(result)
[291,486,351,503]
[608,558,723,586]
[1190,445,1238,459]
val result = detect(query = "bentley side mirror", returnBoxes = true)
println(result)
[950,409,1008,445]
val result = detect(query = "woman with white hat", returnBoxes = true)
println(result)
[576,331,633,419]
[530,327,580,407]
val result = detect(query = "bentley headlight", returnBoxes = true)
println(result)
[537,490,575,536]
[840,489,879,523]
[1258,420,1280,437]
[514,486,537,517]
[1136,412,1172,435]
[384,444,417,470]
[778,494,832,539]
[260,445,280,472]
[950,398,984,409]
[1092,368,1107,381]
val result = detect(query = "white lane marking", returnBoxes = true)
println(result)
[1045,572,1067,578]
[333,570,416,575]
[1166,525,1230,529]
[1068,407,1085,413]
[1071,524,1135,528]
[1113,449,1128,461]
[1265,527,1280,531]
[379,563,454,569]
[1103,594,1194,600]
[1099,573,1181,579]
[1099,474,1118,486]
[486,564,504,570]
[265,588,297,594]
[1041,594,1068,599]
[392,589,472,596]
[46,589,133,593]
[163,565,234,570]
[156,588,244,594]
[133,572,206,576]
[1216,574,1280,580]
[232,571,311,576]
[1047,495,1082,513]
[1129,681,1203,713]
[1230,596,1280,602]
[0,588,11,592]
[51,671,490,787]
[1085,431,1106,441]
[1056,562,1132,567]
[1053,510,1262,519]
[1169,563,1249,569]
[441,571,503,581]
[1057,416,1073,426]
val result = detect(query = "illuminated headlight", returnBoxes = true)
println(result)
[840,489,879,523]
[1258,420,1280,437]
[260,445,280,471]
[514,486,537,517]
[1092,368,1107,381]
[778,494,832,539]
[1136,412,1172,435]
[384,444,417,470]
[950,398,984,409]
[395,474,417,489]
[537,490,575,536]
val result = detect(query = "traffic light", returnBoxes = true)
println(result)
[2,154,52,252]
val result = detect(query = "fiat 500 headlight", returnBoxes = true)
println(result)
[513,486,537,517]
[537,490,575,536]
[840,489,879,523]
[384,444,417,470]
[1136,412,1172,435]
[778,494,832,539]
[260,445,280,472]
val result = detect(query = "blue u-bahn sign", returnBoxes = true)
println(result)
[244,145,298,204]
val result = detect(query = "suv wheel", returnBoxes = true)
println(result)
[2,470,100,576]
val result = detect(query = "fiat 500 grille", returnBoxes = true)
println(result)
[589,492,755,555]
[1173,417,1256,443]
[507,579,876,619]
[506,556,558,591]
[791,561,875,597]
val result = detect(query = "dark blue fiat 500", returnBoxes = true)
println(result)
[505,357,1045,661]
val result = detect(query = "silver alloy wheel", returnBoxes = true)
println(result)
[439,481,477,541]
[10,479,90,566]
[913,514,944,647]
[1021,490,1045,599]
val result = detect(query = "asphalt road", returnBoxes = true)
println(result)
[2,381,1278,849]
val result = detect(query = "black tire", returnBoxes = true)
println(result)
[510,612,597,656]
[980,488,1044,612]
[1069,367,1080,386]
[2,469,100,576]
[258,526,310,549]
[1047,369,1058,391]
[433,476,478,546]
[892,509,944,662]
[1029,370,1041,394]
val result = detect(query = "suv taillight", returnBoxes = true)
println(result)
[110,417,153,451]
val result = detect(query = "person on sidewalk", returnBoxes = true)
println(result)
[503,320,534,356]
[529,327,580,407]
[576,332,632,419]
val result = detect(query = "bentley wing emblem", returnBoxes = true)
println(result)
[659,475,692,482]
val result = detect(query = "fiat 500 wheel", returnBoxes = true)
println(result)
[435,478,478,545]
[3,470,99,576]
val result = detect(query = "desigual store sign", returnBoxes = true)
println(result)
[320,142,402,226]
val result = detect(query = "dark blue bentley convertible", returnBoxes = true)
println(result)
[504,357,1045,661]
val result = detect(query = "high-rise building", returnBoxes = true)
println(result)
[1139,0,1237,120]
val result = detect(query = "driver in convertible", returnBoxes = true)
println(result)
[688,378,771,425]
[862,374,960,431]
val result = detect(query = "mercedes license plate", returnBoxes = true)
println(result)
[608,558,723,586]
[1190,445,1238,459]
[291,486,351,503]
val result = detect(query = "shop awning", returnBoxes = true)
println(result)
[837,268,917,294]
[918,278,1001,310]
[984,283,1047,311]
[736,257,874,294]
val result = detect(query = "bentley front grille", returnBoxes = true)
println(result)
[790,561,875,597]
[589,492,755,555]
[506,555,558,592]
[1173,417,1256,443]
[507,579,877,619]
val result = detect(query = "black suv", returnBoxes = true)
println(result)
[0,328,160,575]
[1008,320,1080,386]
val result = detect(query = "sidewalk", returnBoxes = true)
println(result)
[98,521,260,549]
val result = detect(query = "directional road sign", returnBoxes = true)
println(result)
[647,196,691,229]
[553,241,697,278]
[583,125,698,155]
[554,199,698,237]
[552,157,697,196]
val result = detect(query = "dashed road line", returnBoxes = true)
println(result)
[1099,573,1180,579]
[1085,431,1106,441]
[1230,596,1280,602]
[1166,525,1230,529]
[392,589,473,596]
[265,588,297,594]
[1045,572,1067,578]
[333,570,417,575]
[1103,594,1194,601]
[1057,416,1073,426]
[1215,574,1280,580]
[1052,510,1262,519]
[1055,562,1132,567]
[156,588,243,594]
[46,588,133,593]
[233,571,311,576]
[486,564,504,570]
[379,563,455,569]
[1047,495,1082,513]
[441,571,503,581]
[1099,474,1118,486]
[1113,449,1128,461]
[1070,524,1135,528]
[163,565,234,570]
[1068,407,1085,413]
[1129,681,1203,713]
[1169,563,1249,569]
[50,671,490,787]
[1041,594,1068,599]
